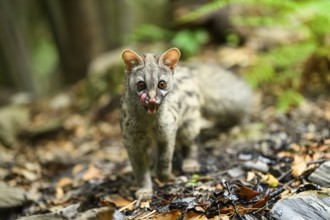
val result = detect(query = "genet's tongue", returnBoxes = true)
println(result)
[140,92,157,114]
[147,106,157,115]
[140,93,147,104]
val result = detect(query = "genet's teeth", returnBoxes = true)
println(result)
[147,107,157,115]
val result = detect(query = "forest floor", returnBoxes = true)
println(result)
[0,47,330,220]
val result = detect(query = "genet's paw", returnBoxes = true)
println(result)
[135,188,153,200]
[182,158,200,173]
[157,172,175,182]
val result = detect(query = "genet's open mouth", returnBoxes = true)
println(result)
[140,93,159,115]
[144,105,158,114]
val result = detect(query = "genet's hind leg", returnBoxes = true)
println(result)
[182,139,200,173]
[178,115,201,173]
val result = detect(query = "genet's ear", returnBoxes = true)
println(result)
[159,48,181,71]
[121,49,143,73]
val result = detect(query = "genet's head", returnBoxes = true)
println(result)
[122,48,181,115]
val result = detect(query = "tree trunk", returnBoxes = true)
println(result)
[43,0,105,85]
[0,0,35,94]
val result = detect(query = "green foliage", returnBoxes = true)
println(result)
[180,0,330,112]
[171,29,208,57]
[176,0,228,24]
[246,43,316,89]
[128,25,208,58]
[277,90,304,113]
[226,34,240,47]
[238,0,330,111]
[129,0,330,112]
[127,24,172,43]
[186,174,200,187]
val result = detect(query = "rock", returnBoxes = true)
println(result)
[0,181,27,208]
[243,160,269,173]
[0,105,30,147]
[50,93,71,110]
[17,213,63,220]
[57,203,80,219]
[308,161,330,187]
[227,166,245,178]
[22,118,64,140]
[17,204,124,220]
[75,207,125,220]
[270,188,330,220]
[11,92,33,105]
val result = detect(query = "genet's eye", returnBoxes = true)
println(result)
[137,81,146,91]
[158,80,167,90]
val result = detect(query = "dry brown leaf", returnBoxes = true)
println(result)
[324,139,330,145]
[83,165,104,181]
[318,144,329,152]
[292,155,308,178]
[185,211,207,219]
[219,207,234,214]
[238,187,260,201]
[97,207,116,220]
[195,206,206,212]
[251,195,270,209]
[12,167,38,181]
[290,143,302,152]
[153,210,181,220]
[72,164,84,175]
[312,152,322,161]
[246,171,256,182]
[219,215,230,220]
[56,187,64,200]
[277,151,292,158]
[57,177,73,188]
[215,183,223,191]
[324,152,330,160]
[291,161,307,178]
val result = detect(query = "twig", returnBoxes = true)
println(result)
[119,200,137,212]
[307,159,327,165]
[223,181,246,220]
[136,210,156,220]
[277,169,292,182]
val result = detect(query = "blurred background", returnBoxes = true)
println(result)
[1,1,330,218]
[0,0,329,110]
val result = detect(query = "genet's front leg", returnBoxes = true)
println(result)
[155,127,176,182]
[124,134,152,199]
[156,140,176,182]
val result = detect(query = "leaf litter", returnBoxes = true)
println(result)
[0,52,329,220]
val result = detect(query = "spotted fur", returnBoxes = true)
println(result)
[121,48,252,199]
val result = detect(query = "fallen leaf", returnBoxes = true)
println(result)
[12,167,38,181]
[72,164,84,175]
[251,195,270,209]
[154,210,181,220]
[56,187,64,200]
[238,187,260,201]
[261,173,279,188]
[57,177,73,188]
[246,171,255,182]
[83,165,104,181]
[291,161,307,178]
[292,156,308,178]
[195,205,206,212]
